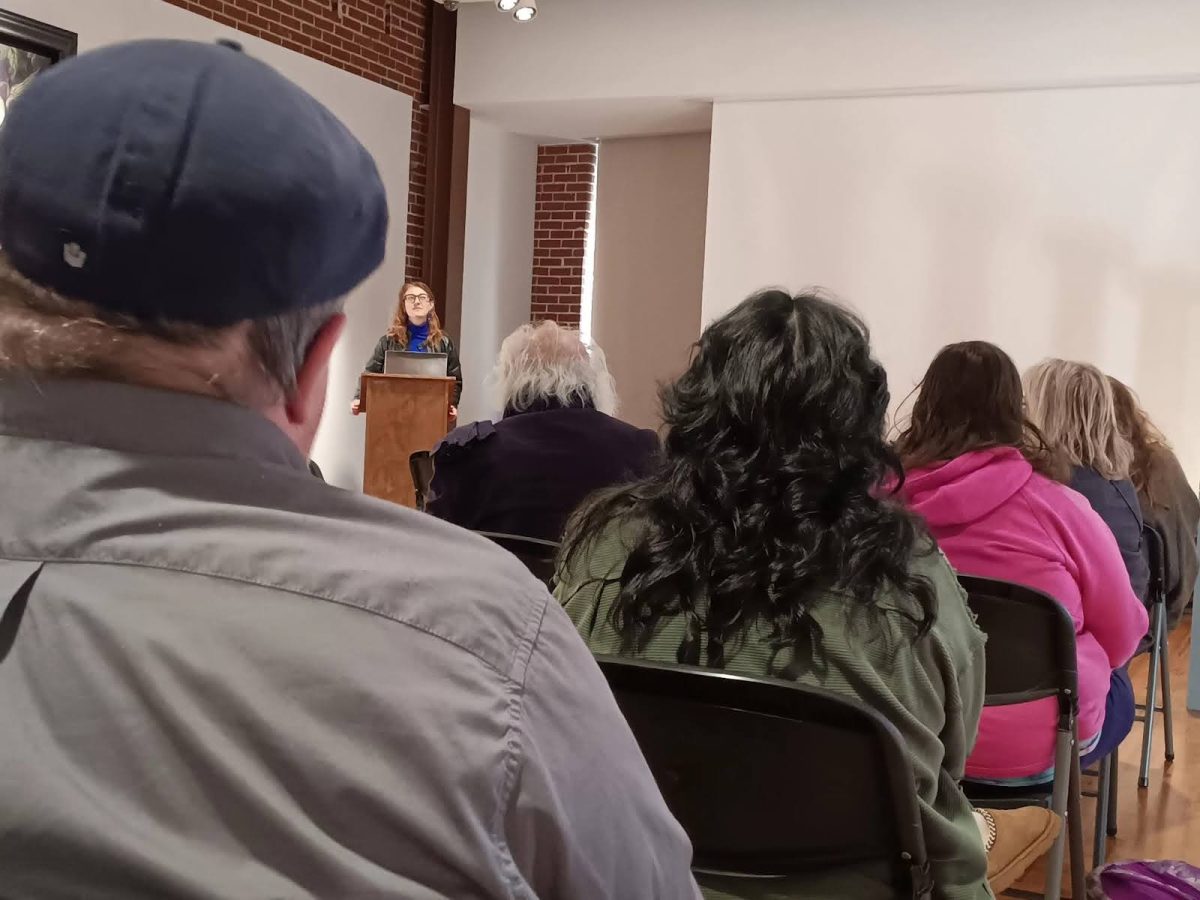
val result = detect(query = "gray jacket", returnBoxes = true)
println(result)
[0,377,699,900]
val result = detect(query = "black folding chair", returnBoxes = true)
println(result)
[409,451,434,512]
[476,531,559,587]
[597,656,933,900]
[957,576,1085,900]
[1137,525,1176,788]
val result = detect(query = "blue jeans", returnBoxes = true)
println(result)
[1080,666,1136,768]
[966,667,1136,789]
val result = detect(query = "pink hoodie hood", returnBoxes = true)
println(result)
[901,447,1033,529]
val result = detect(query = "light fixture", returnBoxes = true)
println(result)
[496,0,518,10]
[513,0,537,22]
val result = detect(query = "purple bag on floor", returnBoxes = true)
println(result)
[1088,861,1200,899]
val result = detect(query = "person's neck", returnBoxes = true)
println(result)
[409,318,429,331]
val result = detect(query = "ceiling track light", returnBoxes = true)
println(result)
[496,0,519,9]
[512,0,537,22]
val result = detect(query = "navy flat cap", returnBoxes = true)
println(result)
[0,39,388,327]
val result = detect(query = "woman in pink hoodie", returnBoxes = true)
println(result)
[894,341,1148,783]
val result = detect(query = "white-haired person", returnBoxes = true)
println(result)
[429,320,659,542]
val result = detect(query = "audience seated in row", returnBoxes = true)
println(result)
[3,38,1192,900]
[1025,359,1150,604]
[1108,377,1200,629]
[894,342,1148,784]
[555,292,1059,899]
[429,320,659,542]
[0,40,699,898]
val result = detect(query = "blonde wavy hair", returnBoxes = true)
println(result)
[1024,358,1133,479]
[490,320,617,416]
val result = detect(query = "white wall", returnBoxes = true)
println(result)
[592,133,709,431]
[456,0,1200,137]
[702,87,1200,483]
[4,0,412,488]
[456,116,538,424]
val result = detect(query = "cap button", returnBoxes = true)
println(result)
[215,38,243,52]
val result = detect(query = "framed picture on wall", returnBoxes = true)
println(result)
[0,9,77,128]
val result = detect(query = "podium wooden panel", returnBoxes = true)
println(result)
[361,373,454,507]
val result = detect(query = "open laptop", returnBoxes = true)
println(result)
[384,350,449,377]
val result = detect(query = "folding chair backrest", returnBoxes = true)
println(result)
[1142,524,1166,602]
[409,451,434,512]
[957,576,1078,712]
[598,656,930,897]
[476,531,559,586]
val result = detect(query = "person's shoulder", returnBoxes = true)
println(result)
[1147,443,1183,475]
[232,477,551,681]
[557,514,643,592]
[1146,445,1190,486]
[1021,469,1089,512]
[434,419,497,460]
[1146,444,1198,509]
[583,410,660,446]
[1020,469,1116,546]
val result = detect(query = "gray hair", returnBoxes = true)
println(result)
[491,320,617,416]
[1024,358,1134,479]
[0,252,340,407]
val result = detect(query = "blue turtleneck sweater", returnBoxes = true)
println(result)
[407,320,431,352]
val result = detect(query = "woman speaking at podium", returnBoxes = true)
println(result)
[352,281,463,418]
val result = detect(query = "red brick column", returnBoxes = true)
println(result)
[530,143,597,328]
[163,0,429,279]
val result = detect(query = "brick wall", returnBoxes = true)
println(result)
[164,0,429,279]
[530,143,597,328]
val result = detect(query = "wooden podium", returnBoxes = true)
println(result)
[360,373,454,507]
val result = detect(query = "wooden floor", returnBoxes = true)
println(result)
[1004,611,1198,897]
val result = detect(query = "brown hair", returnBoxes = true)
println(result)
[894,340,1067,481]
[1108,376,1168,505]
[387,280,444,349]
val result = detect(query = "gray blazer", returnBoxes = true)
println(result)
[0,378,699,900]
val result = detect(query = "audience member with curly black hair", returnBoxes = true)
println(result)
[555,290,1057,899]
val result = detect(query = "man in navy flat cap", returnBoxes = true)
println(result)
[0,39,698,899]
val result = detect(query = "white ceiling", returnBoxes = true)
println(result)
[472,97,713,143]
[454,0,1200,142]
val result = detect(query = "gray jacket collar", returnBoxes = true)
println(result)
[0,375,306,471]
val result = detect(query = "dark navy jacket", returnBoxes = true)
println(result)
[428,403,660,543]
[1069,465,1150,603]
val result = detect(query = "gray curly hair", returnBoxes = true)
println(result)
[491,320,617,416]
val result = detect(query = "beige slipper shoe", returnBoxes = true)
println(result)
[979,806,1063,895]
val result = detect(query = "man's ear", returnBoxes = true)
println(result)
[286,313,346,425]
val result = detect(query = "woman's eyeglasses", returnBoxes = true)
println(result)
[403,293,431,306]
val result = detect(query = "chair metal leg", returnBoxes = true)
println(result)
[1139,602,1164,788]
[1107,746,1119,837]
[1160,614,1175,763]
[1043,728,1073,900]
[1092,752,1111,869]
[1068,748,1087,900]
